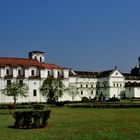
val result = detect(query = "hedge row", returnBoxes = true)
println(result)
[0,104,45,110]
[67,103,140,108]
[0,104,33,109]
[13,110,50,129]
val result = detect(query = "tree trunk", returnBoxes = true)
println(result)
[13,95,17,105]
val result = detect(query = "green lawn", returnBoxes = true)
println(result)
[0,108,140,140]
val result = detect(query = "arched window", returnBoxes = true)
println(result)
[34,56,37,60]
[31,70,35,76]
[18,69,21,76]
[48,71,50,76]
[33,90,37,96]
[40,57,42,62]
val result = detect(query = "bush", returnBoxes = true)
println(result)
[15,104,32,109]
[7,104,16,109]
[55,102,65,107]
[13,110,50,129]
[0,104,8,109]
[67,103,140,108]
[109,97,120,102]
[81,97,89,102]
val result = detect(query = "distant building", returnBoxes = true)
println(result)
[0,51,140,103]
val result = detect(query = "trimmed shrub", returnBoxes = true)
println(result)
[81,97,89,102]
[55,102,65,107]
[109,97,120,102]
[13,110,50,129]
[15,104,32,109]
[0,105,7,109]
[67,103,140,108]
[33,104,44,110]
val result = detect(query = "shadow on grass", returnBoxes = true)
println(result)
[8,123,52,130]
[8,125,31,130]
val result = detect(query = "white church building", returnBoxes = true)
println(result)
[0,51,140,103]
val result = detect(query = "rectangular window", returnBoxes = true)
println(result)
[6,69,9,75]
[31,70,35,76]
[96,91,98,96]
[48,71,50,75]
[18,69,21,76]
[81,91,83,95]
[33,90,37,96]
[7,80,11,86]
[58,71,60,77]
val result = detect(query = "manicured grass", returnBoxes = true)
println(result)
[0,108,140,140]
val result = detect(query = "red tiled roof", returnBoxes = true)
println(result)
[0,57,44,68]
[41,63,63,70]
[0,57,63,70]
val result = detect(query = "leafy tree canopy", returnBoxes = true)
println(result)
[40,78,64,103]
[1,81,29,104]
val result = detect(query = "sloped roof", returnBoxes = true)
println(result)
[125,82,140,87]
[0,57,44,68]
[98,70,114,77]
[41,63,63,70]
[0,57,63,70]
[74,71,99,78]
[74,70,114,78]
[69,70,76,77]
[123,73,140,80]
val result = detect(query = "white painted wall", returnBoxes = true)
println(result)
[0,65,140,103]
[134,88,140,98]
[125,87,135,98]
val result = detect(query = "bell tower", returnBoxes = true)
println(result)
[28,51,45,63]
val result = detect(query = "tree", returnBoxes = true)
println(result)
[2,81,29,105]
[40,77,64,103]
[69,84,78,101]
